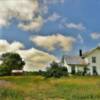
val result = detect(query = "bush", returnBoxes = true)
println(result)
[45,61,68,78]
[0,65,11,76]
[76,71,83,76]
[83,67,90,76]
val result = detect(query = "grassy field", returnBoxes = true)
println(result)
[0,76,100,100]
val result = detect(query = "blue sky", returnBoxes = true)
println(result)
[0,0,100,59]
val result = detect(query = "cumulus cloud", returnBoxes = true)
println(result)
[0,0,43,31]
[91,32,100,40]
[18,48,56,71]
[0,39,56,71]
[0,40,24,53]
[31,34,76,51]
[18,16,43,31]
[65,23,86,31]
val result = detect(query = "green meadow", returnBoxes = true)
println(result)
[0,76,100,100]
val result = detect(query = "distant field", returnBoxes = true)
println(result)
[0,76,100,100]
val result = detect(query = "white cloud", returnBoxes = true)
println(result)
[41,0,64,14]
[18,16,43,31]
[91,32,100,40]
[31,34,76,51]
[65,23,86,31]
[41,5,48,14]
[45,12,61,23]
[77,34,84,44]
[43,0,64,5]
[0,40,24,53]
[0,0,43,31]
[0,39,56,71]
[18,48,56,71]
[9,42,25,51]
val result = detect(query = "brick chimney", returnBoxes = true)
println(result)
[79,49,82,57]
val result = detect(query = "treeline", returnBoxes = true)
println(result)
[0,52,68,78]
[39,61,68,78]
[0,52,91,78]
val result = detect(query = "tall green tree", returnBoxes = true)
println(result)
[1,52,25,70]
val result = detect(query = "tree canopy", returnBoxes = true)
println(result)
[1,52,25,70]
[0,52,25,75]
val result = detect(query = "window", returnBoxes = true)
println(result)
[92,66,98,75]
[92,57,96,63]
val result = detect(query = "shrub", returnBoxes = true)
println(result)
[0,65,11,76]
[83,67,90,76]
[76,71,83,76]
[45,61,68,78]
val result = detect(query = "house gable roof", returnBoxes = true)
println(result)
[83,46,100,57]
[63,55,88,66]
[61,46,100,66]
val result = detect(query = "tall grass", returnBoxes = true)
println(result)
[0,76,100,100]
[0,88,24,100]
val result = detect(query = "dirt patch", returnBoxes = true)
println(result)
[0,80,12,88]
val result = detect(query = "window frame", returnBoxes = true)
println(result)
[92,57,96,63]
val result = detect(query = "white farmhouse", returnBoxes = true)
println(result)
[61,55,88,74]
[61,46,100,75]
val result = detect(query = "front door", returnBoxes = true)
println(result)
[71,66,76,74]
